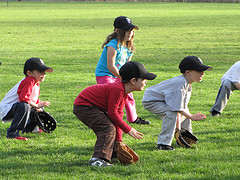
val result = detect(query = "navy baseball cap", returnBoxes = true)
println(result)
[24,57,53,75]
[114,16,139,31]
[179,56,212,73]
[120,61,157,81]
[0,62,1,66]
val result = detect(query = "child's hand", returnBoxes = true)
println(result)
[191,112,206,121]
[127,128,144,139]
[37,101,50,108]
[36,108,43,112]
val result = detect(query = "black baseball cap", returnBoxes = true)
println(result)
[114,16,139,31]
[0,62,1,66]
[24,57,53,75]
[119,61,157,81]
[179,56,212,73]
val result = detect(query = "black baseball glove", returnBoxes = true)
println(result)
[180,129,198,146]
[174,129,198,148]
[23,108,57,133]
[35,110,57,133]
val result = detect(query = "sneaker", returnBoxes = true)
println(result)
[210,110,221,117]
[131,117,151,124]
[156,144,175,151]
[88,158,112,167]
[31,126,43,133]
[15,136,28,141]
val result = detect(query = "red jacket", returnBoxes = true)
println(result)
[74,81,132,141]
[17,76,40,104]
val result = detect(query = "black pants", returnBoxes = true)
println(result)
[4,102,31,138]
[73,105,116,161]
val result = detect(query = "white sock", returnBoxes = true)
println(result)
[90,157,98,161]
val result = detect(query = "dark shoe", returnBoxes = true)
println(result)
[131,117,151,124]
[210,110,221,117]
[88,158,112,167]
[156,144,175,151]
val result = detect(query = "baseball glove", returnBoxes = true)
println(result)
[117,142,139,164]
[35,110,57,133]
[174,129,198,148]
[180,129,198,146]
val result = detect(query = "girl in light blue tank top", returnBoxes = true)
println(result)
[95,16,151,125]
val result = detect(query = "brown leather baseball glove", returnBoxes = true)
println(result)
[117,142,139,164]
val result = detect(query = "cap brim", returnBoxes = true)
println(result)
[141,73,157,80]
[192,63,212,72]
[45,67,53,73]
[133,25,139,30]
[205,67,212,71]
[123,24,139,31]
[39,66,53,73]
[199,65,212,72]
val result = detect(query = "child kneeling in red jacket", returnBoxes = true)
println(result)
[73,61,156,167]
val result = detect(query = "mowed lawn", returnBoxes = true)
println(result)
[0,2,239,179]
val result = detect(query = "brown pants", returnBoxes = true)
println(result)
[73,105,116,161]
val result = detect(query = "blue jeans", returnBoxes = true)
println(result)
[4,102,31,138]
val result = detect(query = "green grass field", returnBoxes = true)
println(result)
[0,1,240,179]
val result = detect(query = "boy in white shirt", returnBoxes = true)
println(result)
[210,61,240,116]
[0,58,53,141]
[142,56,212,150]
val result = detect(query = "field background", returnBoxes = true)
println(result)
[0,2,239,179]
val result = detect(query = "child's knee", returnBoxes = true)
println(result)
[165,111,178,119]
[15,102,31,112]
[21,103,31,112]
[104,123,116,136]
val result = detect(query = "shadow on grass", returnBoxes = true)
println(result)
[183,176,240,180]
[0,145,91,167]
[197,127,240,142]
[135,142,157,151]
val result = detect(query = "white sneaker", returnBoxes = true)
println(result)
[31,126,40,133]
[88,158,112,167]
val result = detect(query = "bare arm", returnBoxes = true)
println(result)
[233,82,240,90]
[29,101,50,109]
[180,109,206,121]
[127,55,132,62]
[176,113,181,130]
[107,46,121,79]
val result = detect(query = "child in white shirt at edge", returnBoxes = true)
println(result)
[142,56,212,150]
[210,61,240,117]
[0,58,53,141]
